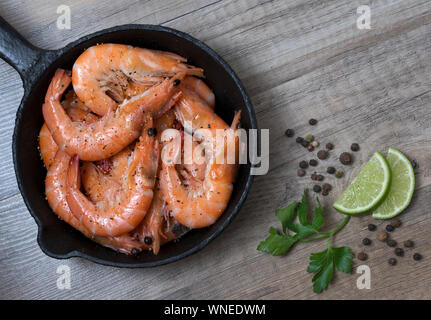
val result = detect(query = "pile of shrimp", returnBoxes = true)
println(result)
[39,44,241,255]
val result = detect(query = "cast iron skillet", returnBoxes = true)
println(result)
[0,17,257,267]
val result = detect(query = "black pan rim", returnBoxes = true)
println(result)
[12,24,257,268]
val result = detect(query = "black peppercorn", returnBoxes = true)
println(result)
[390,219,401,228]
[335,170,344,178]
[296,136,304,143]
[388,258,397,266]
[317,150,329,160]
[322,183,332,192]
[309,118,318,125]
[368,224,377,231]
[357,252,368,261]
[395,248,404,257]
[309,159,318,167]
[305,134,314,142]
[351,143,360,152]
[377,231,388,242]
[297,169,306,177]
[340,152,353,165]
[326,143,334,150]
[285,129,295,137]
[316,174,324,181]
[362,238,371,245]
[147,127,157,137]
[386,224,394,232]
[322,190,329,196]
[313,185,322,193]
[413,253,422,261]
[144,236,153,245]
[299,160,308,169]
[404,240,414,248]
[387,239,397,247]
[327,166,336,174]
[311,173,318,181]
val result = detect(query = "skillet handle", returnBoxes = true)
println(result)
[0,16,45,80]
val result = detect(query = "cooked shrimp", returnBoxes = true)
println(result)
[177,131,207,182]
[124,82,152,100]
[133,189,166,254]
[79,111,176,252]
[80,144,141,204]
[66,115,159,237]
[39,124,58,169]
[181,76,215,109]
[153,104,208,182]
[160,91,241,229]
[39,106,99,168]
[133,188,190,254]
[61,89,88,111]
[123,109,191,253]
[45,150,143,254]
[43,69,183,161]
[80,161,122,203]
[78,145,180,254]
[72,44,203,115]
[174,85,231,133]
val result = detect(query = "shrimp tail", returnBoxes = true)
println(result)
[45,69,71,102]
[231,111,241,129]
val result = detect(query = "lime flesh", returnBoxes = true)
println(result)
[372,148,415,219]
[333,152,391,215]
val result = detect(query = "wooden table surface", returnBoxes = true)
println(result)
[1,0,430,300]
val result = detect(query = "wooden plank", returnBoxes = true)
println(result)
[0,0,430,299]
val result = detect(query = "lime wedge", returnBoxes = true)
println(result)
[372,148,415,219]
[334,152,391,214]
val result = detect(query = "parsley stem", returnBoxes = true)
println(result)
[299,235,329,242]
[298,216,351,243]
[330,215,351,236]
[328,215,351,247]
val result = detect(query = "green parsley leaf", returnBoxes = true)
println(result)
[307,248,334,293]
[287,221,317,239]
[311,260,334,294]
[333,246,353,273]
[257,228,297,256]
[268,226,278,235]
[275,201,298,233]
[307,246,353,293]
[311,198,324,230]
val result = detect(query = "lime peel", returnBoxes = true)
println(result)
[372,148,415,219]
[333,152,391,215]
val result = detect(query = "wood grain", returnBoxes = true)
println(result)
[0,0,430,299]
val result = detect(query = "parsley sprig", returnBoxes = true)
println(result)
[257,190,353,293]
